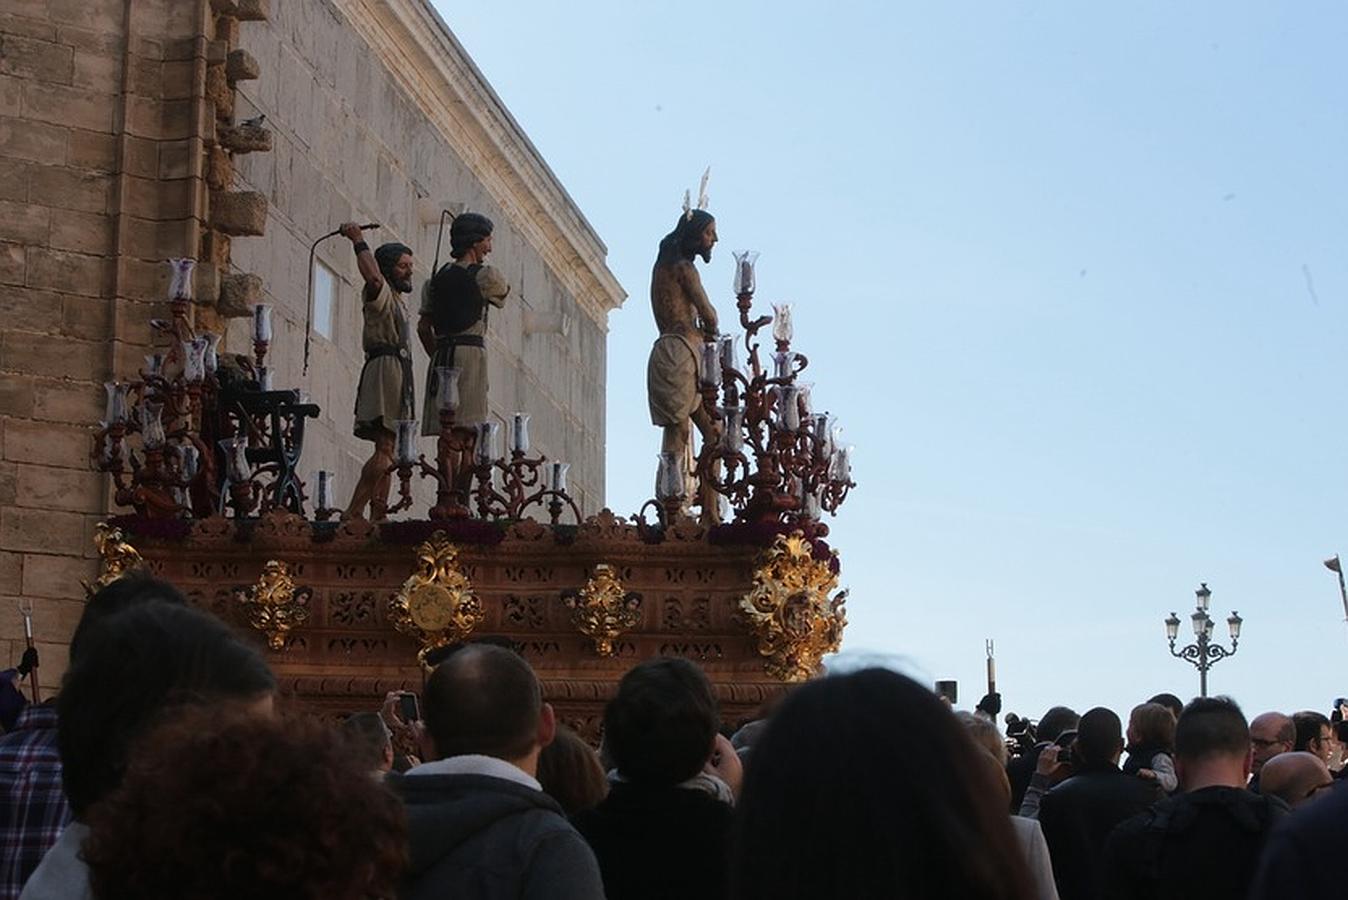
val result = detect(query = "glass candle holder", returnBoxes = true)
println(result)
[434,366,461,412]
[252,304,273,343]
[803,486,822,521]
[718,335,738,375]
[179,443,199,481]
[168,257,196,301]
[797,383,813,417]
[772,351,794,380]
[141,401,166,450]
[656,452,684,500]
[476,421,501,464]
[257,366,273,392]
[220,436,251,481]
[699,341,720,388]
[810,413,832,459]
[184,339,207,383]
[550,461,570,493]
[144,354,164,378]
[103,381,129,424]
[733,250,759,295]
[511,413,531,454]
[316,470,335,510]
[720,405,744,452]
[395,419,418,465]
[829,424,845,461]
[779,386,800,432]
[203,333,221,374]
[771,303,793,343]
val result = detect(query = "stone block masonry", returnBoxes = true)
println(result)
[0,0,267,684]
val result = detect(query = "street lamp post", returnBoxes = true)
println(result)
[1164,582,1242,698]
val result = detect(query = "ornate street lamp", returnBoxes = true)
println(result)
[1164,582,1240,698]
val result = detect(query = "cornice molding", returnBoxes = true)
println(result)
[340,0,627,330]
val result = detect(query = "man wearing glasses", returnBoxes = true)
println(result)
[1247,711,1294,793]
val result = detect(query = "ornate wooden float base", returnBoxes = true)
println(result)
[96,510,847,741]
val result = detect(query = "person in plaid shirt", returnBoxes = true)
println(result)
[0,681,69,900]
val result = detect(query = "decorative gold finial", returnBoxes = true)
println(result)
[389,532,482,665]
[739,532,847,682]
[84,522,146,594]
[239,560,309,650]
[566,563,641,657]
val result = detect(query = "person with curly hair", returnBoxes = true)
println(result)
[82,709,406,900]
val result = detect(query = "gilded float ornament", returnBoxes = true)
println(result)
[84,522,146,594]
[739,532,847,682]
[389,532,483,664]
[566,563,641,656]
[238,560,310,650]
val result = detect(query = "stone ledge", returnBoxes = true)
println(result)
[236,0,271,22]
[217,122,271,154]
[218,271,261,317]
[209,190,266,236]
[225,49,259,83]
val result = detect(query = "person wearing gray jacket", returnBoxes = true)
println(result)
[390,644,604,900]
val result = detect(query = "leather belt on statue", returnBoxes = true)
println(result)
[365,343,409,360]
[434,334,484,368]
[434,335,485,349]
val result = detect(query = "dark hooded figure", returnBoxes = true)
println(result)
[340,222,415,520]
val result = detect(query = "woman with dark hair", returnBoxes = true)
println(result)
[537,725,609,815]
[21,599,276,900]
[83,709,406,900]
[730,668,1035,900]
[573,658,739,900]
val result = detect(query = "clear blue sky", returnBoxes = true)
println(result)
[436,1,1348,723]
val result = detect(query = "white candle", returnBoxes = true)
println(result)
[252,304,273,342]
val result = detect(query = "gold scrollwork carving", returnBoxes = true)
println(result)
[84,522,146,594]
[388,532,483,665]
[566,563,641,657]
[238,560,310,651]
[739,533,847,682]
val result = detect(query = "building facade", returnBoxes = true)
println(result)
[0,0,624,680]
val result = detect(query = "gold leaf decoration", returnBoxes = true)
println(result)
[566,563,641,656]
[739,532,847,682]
[239,560,310,651]
[388,532,482,665]
[84,522,146,594]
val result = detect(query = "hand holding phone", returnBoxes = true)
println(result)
[398,691,420,722]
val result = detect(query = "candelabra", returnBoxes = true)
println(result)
[1164,582,1243,698]
[91,259,319,519]
[679,250,855,529]
[388,370,580,524]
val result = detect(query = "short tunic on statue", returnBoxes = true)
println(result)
[353,281,415,440]
[646,332,702,427]
[420,261,509,433]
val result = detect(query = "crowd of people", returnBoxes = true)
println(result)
[1,575,1345,899]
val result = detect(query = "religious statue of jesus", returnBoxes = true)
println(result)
[647,206,720,519]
